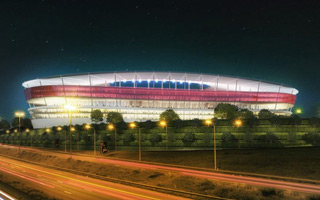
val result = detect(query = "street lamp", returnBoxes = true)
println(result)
[85,124,96,156]
[234,119,243,149]
[64,104,77,158]
[57,126,66,152]
[159,120,168,150]
[15,111,25,154]
[25,128,30,147]
[6,130,10,143]
[295,108,303,115]
[204,119,217,170]
[129,122,141,162]
[107,124,117,151]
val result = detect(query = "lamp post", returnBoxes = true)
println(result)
[234,119,243,149]
[25,128,30,147]
[15,111,25,154]
[85,124,96,156]
[6,130,10,144]
[64,104,77,158]
[107,124,117,151]
[159,120,168,150]
[205,119,217,170]
[57,126,66,152]
[129,122,141,162]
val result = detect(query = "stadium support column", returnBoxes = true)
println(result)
[274,85,281,110]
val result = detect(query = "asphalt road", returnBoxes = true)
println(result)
[2,144,320,195]
[0,156,189,200]
[0,190,16,200]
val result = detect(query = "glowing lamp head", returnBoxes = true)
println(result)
[6,130,10,134]
[45,128,50,133]
[234,119,243,127]
[159,120,167,127]
[25,128,30,133]
[295,108,302,114]
[205,119,213,126]
[129,122,136,129]
[14,129,17,133]
[15,111,25,118]
[57,126,62,131]
[108,124,114,130]
[64,104,76,111]
[85,124,91,130]
[70,127,75,132]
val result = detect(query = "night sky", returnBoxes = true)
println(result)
[1,0,320,120]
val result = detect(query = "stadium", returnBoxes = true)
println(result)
[22,72,298,128]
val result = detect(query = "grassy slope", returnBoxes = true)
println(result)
[106,147,320,180]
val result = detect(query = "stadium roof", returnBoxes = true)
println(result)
[22,72,298,95]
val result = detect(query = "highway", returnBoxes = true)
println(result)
[0,156,189,200]
[1,144,320,196]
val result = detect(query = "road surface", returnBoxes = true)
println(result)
[0,156,189,200]
[2,144,320,195]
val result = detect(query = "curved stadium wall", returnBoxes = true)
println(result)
[22,72,298,128]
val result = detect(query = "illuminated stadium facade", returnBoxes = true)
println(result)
[23,72,298,128]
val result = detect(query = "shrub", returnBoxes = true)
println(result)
[302,132,320,146]
[150,133,162,145]
[308,195,320,200]
[203,132,212,146]
[221,132,237,146]
[287,131,297,143]
[168,131,176,142]
[257,132,279,144]
[243,131,254,143]
[123,132,135,144]
[182,132,195,143]
[260,188,282,197]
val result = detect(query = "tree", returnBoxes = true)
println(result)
[214,103,239,120]
[0,120,10,130]
[258,109,275,119]
[106,111,124,124]
[238,109,254,119]
[287,131,297,144]
[11,117,22,128]
[159,109,180,123]
[289,115,302,126]
[91,109,103,123]
[23,118,33,129]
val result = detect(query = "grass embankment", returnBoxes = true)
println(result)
[105,147,320,180]
[0,147,318,200]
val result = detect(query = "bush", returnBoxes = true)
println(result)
[287,131,297,143]
[203,132,212,146]
[221,132,237,146]
[302,132,320,146]
[182,132,195,143]
[308,195,320,200]
[257,132,280,144]
[123,132,135,144]
[168,131,176,142]
[150,133,162,145]
[260,188,282,197]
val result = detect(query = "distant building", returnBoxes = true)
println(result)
[23,72,298,128]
